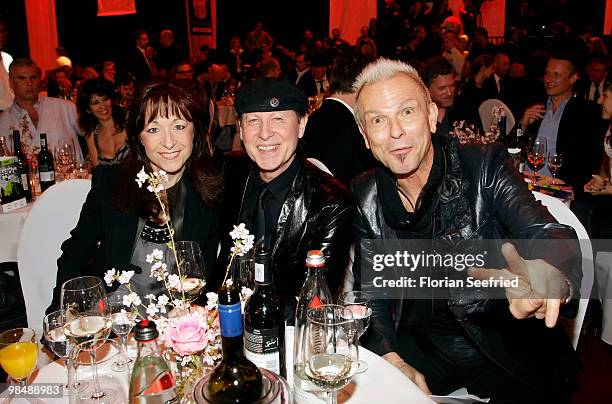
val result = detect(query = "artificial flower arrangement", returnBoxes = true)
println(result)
[104,168,254,398]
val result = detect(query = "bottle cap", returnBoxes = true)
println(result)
[133,319,159,341]
[306,250,325,268]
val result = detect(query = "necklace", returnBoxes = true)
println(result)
[396,184,415,212]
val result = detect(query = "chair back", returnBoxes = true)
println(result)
[17,179,91,330]
[306,157,333,176]
[533,191,594,349]
[478,99,516,136]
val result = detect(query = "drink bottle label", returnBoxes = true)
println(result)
[244,325,280,374]
[40,171,55,182]
[309,295,323,309]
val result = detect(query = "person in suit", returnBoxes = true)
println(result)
[575,55,609,104]
[520,52,606,195]
[297,53,329,98]
[302,50,376,185]
[126,30,153,84]
[482,53,510,100]
[47,79,222,313]
[216,78,353,315]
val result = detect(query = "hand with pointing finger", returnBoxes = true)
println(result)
[468,242,571,328]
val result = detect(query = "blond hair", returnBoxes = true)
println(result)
[353,57,432,125]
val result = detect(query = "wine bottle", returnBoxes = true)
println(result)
[12,130,32,201]
[206,267,263,403]
[498,115,507,140]
[243,245,286,378]
[293,250,332,404]
[129,320,179,404]
[38,133,55,192]
[0,136,8,157]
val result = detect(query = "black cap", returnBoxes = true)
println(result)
[134,319,159,341]
[234,78,308,115]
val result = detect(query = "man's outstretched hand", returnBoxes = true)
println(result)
[468,242,570,328]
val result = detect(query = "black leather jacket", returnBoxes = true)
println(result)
[216,154,353,305]
[351,136,581,392]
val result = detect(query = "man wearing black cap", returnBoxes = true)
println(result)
[216,78,353,311]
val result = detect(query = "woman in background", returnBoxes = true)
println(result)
[77,79,128,166]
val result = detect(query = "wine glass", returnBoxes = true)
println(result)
[107,290,136,372]
[61,276,115,402]
[338,291,372,373]
[527,138,547,184]
[303,304,359,404]
[0,328,38,390]
[44,310,88,394]
[547,152,564,185]
[168,241,206,303]
[54,139,75,181]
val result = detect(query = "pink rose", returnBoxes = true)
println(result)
[164,314,210,356]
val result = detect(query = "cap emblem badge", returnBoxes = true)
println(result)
[270,97,280,107]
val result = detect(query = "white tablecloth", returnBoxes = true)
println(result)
[17,342,433,404]
[595,252,612,345]
[0,203,31,262]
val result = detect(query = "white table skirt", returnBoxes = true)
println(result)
[0,204,31,263]
[595,252,612,345]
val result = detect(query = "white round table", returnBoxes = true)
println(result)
[19,344,433,404]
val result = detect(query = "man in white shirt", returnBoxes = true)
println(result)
[441,31,465,79]
[0,18,14,110]
[0,58,83,161]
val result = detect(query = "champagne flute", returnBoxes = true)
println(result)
[547,152,564,185]
[107,290,136,372]
[168,241,206,302]
[44,310,87,394]
[527,138,547,184]
[0,328,38,390]
[61,276,115,402]
[338,291,372,373]
[303,305,359,404]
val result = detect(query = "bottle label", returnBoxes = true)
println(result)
[218,302,243,338]
[40,170,55,182]
[255,262,264,283]
[20,174,29,191]
[244,325,280,373]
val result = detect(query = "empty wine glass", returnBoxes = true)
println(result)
[527,138,547,184]
[61,276,114,402]
[168,241,206,303]
[107,291,136,372]
[338,291,372,373]
[303,304,359,404]
[55,139,75,181]
[547,152,564,185]
[44,309,87,394]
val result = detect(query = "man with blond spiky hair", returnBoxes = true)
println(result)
[351,58,581,402]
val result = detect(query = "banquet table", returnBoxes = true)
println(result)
[13,339,434,404]
[0,203,32,263]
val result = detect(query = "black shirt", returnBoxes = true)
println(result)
[240,156,301,247]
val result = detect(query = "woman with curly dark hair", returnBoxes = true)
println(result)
[77,79,129,166]
[47,79,223,312]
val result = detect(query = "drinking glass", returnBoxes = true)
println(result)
[61,276,114,402]
[44,310,87,394]
[107,291,136,372]
[338,291,372,373]
[527,138,547,184]
[303,304,359,404]
[55,139,75,181]
[0,328,38,387]
[70,338,127,403]
[168,241,206,303]
[547,152,564,185]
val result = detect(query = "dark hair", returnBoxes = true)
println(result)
[421,56,454,87]
[549,51,579,75]
[133,29,148,42]
[8,57,41,76]
[329,50,373,95]
[475,27,488,38]
[76,79,125,134]
[114,80,222,218]
[470,54,493,77]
